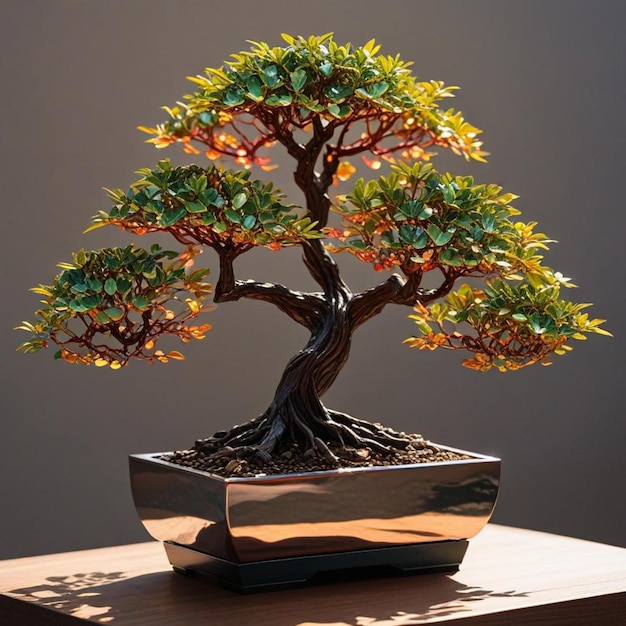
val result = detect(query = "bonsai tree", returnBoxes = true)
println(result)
[17,34,609,473]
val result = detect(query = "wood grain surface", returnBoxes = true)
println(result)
[1,525,624,625]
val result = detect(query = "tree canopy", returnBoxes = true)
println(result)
[141,33,486,171]
[18,33,609,375]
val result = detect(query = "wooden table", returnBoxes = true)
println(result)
[1,525,624,625]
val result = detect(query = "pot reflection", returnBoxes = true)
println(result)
[130,446,500,564]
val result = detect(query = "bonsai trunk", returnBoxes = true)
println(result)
[196,268,409,463]
[260,290,352,459]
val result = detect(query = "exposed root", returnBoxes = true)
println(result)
[164,419,460,477]
[189,405,418,473]
[328,409,413,450]
[194,412,286,463]
[313,436,339,463]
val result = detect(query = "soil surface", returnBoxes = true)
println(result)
[161,431,471,478]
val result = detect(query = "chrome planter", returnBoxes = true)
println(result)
[129,445,500,591]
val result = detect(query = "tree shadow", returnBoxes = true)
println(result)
[8,571,127,623]
[7,567,529,625]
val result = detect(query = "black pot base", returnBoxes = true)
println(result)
[164,539,469,593]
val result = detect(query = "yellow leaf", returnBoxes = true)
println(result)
[94,358,108,367]
[167,351,185,361]
[30,286,53,296]
[186,299,200,314]
[109,361,122,370]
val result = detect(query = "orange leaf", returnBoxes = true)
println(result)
[336,161,357,182]
[362,155,382,170]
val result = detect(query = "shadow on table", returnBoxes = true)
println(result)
[8,567,529,625]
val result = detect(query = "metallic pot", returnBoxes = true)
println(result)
[129,445,500,591]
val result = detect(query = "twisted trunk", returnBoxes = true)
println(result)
[196,263,411,462]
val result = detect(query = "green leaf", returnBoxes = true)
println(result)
[223,87,245,106]
[319,61,333,77]
[290,68,307,92]
[326,103,352,118]
[325,84,353,102]
[232,192,247,209]
[200,188,219,205]
[442,185,455,204]
[183,200,207,214]
[116,278,132,295]
[95,310,111,324]
[265,93,292,107]
[242,215,256,230]
[159,207,186,227]
[105,307,125,321]
[348,239,368,251]
[398,200,422,218]
[104,278,118,295]
[197,111,217,126]
[68,298,86,312]
[439,249,464,266]
[81,294,103,310]
[412,230,429,249]
[133,295,149,310]
[261,65,279,87]
[85,278,103,292]
[482,213,497,233]
[529,314,546,334]
[427,224,454,246]
[245,76,263,101]
[224,209,241,224]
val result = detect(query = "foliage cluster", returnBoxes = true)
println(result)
[17,245,212,367]
[89,160,319,253]
[141,33,486,169]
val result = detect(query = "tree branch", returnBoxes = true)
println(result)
[415,269,458,305]
[348,274,405,330]
[348,268,458,330]
[214,251,325,330]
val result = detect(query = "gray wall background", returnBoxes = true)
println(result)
[1,0,624,559]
